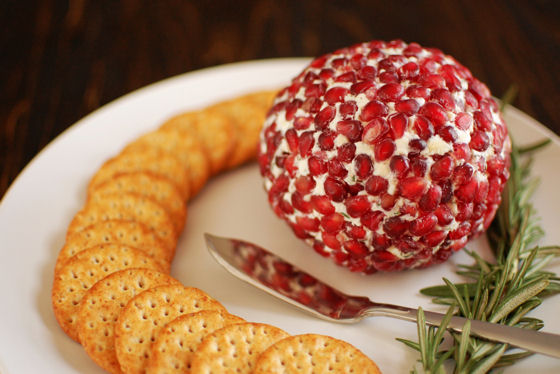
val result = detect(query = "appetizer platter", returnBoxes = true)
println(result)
[0,40,559,373]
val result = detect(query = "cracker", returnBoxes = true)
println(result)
[67,192,178,255]
[160,110,236,175]
[76,268,180,374]
[207,91,273,169]
[88,148,191,200]
[189,322,289,374]
[122,128,211,197]
[242,89,278,108]
[52,244,164,341]
[89,172,187,234]
[146,310,245,374]
[114,285,226,374]
[252,333,381,373]
[55,220,171,274]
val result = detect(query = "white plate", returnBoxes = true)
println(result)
[0,59,559,373]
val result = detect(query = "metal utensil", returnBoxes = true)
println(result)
[204,233,560,358]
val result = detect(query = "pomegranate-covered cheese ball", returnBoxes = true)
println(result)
[258,40,511,273]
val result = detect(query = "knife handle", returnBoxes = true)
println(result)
[365,304,560,359]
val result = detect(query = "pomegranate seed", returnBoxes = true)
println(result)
[410,214,438,236]
[285,129,298,153]
[293,116,312,130]
[362,118,389,144]
[396,237,421,253]
[355,154,373,179]
[278,198,294,215]
[400,203,417,216]
[319,68,335,80]
[390,155,410,178]
[453,143,471,160]
[388,113,408,139]
[304,82,326,98]
[395,99,419,115]
[430,154,454,180]
[435,204,453,225]
[314,106,336,130]
[337,143,356,162]
[350,53,366,69]
[322,232,341,250]
[456,178,477,202]
[298,131,315,156]
[474,111,492,131]
[449,222,471,240]
[374,138,395,161]
[350,80,375,95]
[409,138,427,151]
[269,174,290,196]
[419,185,442,212]
[406,85,430,99]
[328,159,348,178]
[337,120,363,142]
[455,112,473,130]
[321,213,345,233]
[360,100,388,121]
[302,97,322,113]
[403,42,422,56]
[331,57,349,69]
[310,55,327,68]
[413,115,434,140]
[410,156,427,177]
[379,71,398,83]
[358,65,377,80]
[430,88,455,110]
[421,73,446,89]
[285,100,301,121]
[284,155,297,177]
[346,224,366,239]
[470,131,490,151]
[292,191,312,213]
[296,216,320,232]
[378,83,404,101]
[311,195,335,215]
[439,180,453,202]
[438,126,457,142]
[464,90,479,109]
[399,61,419,78]
[453,163,474,185]
[419,102,448,128]
[399,177,427,200]
[456,202,473,221]
[440,65,462,91]
[295,175,316,194]
[325,87,349,105]
[469,79,490,100]
[307,156,326,175]
[339,101,358,118]
[487,158,505,176]
[335,71,357,83]
[344,240,369,256]
[424,231,446,246]
[380,193,396,210]
[360,210,384,231]
[345,195,372,217]
[318,130,335,150]
[324,177,348,202]
[383,216,409,238]
[365,175,388,195]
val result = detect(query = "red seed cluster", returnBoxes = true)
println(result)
[258,40,511,273]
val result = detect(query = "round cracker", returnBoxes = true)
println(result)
[114,285,226,374]
[89,172,187,234]
[242,89,278,109]
[146,310,245,374]
[56,220,171,274]
[160,110,236,175]
[207,93,270,169]
[253,333,381,374]
[52,244,164,341]
[76,268,180,374]
[189,322,289,374]
[88,148,191,199]
[67,192,178,255]
[122,128,211,197]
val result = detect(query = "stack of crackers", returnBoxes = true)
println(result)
[51,90,381,373]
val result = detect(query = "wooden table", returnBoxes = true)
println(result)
[2,0,559,198]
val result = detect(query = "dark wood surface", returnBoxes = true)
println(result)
[2,0,559,199]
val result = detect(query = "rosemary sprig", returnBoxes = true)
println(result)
[399,123,560,371]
